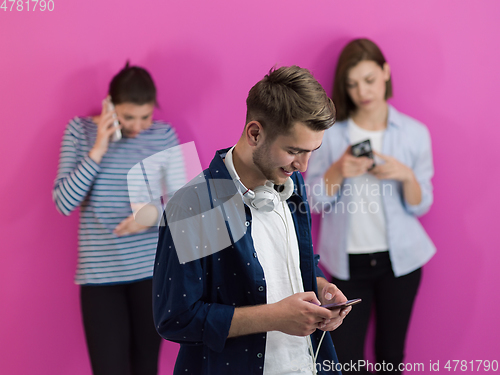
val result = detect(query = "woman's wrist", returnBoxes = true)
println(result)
[89,147,105,164]
[402,166,416,184]
[402,169,422,205]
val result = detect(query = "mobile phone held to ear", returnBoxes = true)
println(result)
[321,298,362,310]
[351,139,375,170]
[106,98,122,142]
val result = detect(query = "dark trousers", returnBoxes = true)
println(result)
[80,279,161,375]
[330,252,421,375]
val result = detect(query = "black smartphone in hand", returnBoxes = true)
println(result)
[351,140,373,159]
[351,140,375,170]
[321,298,362,310]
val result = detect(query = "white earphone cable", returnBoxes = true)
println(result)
[274,202,326,375]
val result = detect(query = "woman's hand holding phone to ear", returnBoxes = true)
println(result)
[89,97,122,164]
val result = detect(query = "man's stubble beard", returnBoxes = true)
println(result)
[252,140,278,184]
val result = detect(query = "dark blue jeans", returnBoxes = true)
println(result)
[330,252,422,375]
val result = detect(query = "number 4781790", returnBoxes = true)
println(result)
[1,0,55,11]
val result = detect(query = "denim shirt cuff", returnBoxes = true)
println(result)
[204,303,235,353]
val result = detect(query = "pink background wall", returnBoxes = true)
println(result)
[1,0,499,373]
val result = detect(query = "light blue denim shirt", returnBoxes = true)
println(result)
[305,105,436,280]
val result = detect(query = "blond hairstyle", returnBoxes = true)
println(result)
[246,65,336,140]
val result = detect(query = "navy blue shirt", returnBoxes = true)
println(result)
[153,148,341,375]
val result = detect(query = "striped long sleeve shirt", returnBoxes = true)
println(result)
[53,117,186,285]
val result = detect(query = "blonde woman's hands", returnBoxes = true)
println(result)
[323,146,374,196]
[370,151,413,182]
[334,146,374,179]
[370,151,422,205]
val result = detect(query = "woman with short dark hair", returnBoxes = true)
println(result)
[53,63,186,375]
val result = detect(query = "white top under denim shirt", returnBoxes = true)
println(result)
[305,105,436,280]
[346,119,389,254]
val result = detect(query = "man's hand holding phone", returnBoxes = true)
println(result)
[268,292,347,336]
[316,279,352,331]
[321,299,362,310]
[89,97,123,164]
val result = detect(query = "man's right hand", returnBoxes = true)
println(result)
[228,292,341,338]
[270,292,338,336]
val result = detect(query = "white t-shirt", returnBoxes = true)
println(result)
[346,119,388,254]
[223,146,313,374]
[251,203,314,375]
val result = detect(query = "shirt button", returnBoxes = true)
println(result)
[257,353,263,358]
[245,221,250,227]
[371,259,377,267]
[258,286,264,292]
[253,252,257,258]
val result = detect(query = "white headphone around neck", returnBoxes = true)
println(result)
[224,147,294,213]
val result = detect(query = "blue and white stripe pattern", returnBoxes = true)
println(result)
[53,117,186,285]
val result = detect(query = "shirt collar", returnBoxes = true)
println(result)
[206,147,240,199]
[387,104,403,128]
[208,147,300,200]
[224,145,240,181]
[339,104,402,129]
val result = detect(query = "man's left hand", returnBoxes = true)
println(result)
[316,278,352,331]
